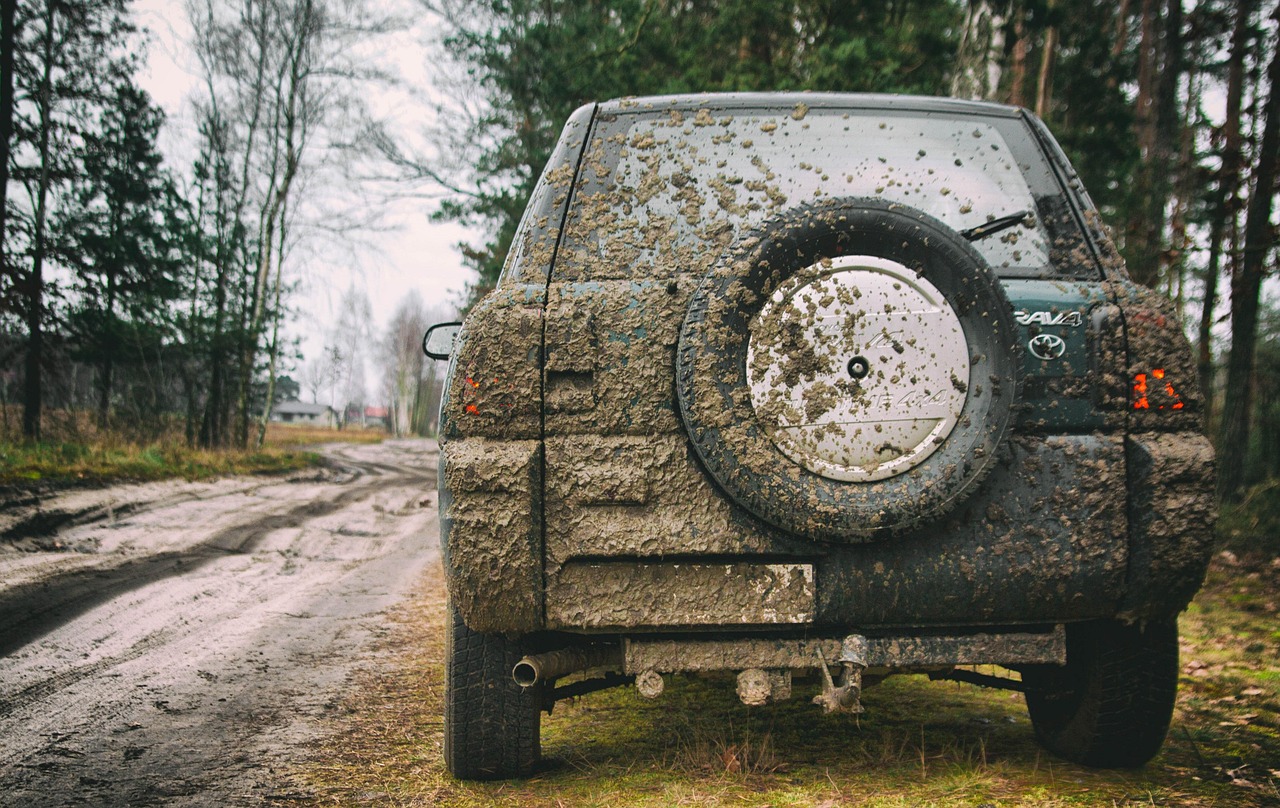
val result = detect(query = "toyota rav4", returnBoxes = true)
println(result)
[428,93,1216,780]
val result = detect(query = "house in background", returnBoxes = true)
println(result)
[363,406,390,429]
[271,400,337,427]
[340,405,390,429]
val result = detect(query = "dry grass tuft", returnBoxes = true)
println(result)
[263,423,388,447]
[670,723,783,776]
[0,409,397,487]
[0,437,322,486]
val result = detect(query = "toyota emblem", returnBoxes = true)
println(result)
[1029,333,1067,361]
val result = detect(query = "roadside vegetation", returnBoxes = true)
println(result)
[1218,479,1280,557]
[0,409,390,487]
[291,547,1279,806]
[0,440,319,487]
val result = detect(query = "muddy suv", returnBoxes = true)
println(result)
[431,94,1215,780]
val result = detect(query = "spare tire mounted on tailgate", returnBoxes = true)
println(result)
[676,198,1021,542]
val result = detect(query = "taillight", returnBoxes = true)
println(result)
[1132,369,1185,411]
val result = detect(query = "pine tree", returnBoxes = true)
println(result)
[58,82,179,427]
[6,0,135,439]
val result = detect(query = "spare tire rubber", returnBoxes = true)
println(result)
[676,198,1020,542]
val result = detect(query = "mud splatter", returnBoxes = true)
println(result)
[441,95,1214,647]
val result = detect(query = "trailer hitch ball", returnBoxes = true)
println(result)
[812,634,869,714]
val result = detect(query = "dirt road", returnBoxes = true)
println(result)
[0,439,442,806]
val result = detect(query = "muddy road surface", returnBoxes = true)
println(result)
[0,440,442,806]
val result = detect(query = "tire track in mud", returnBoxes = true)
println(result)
[0,459,432,658]
[0,478,282,548]
[0,630,169,718]
[0,439,443,807]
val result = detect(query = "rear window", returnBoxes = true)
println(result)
[553,103,1098,282]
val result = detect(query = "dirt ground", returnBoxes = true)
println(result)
[0,439,442,806]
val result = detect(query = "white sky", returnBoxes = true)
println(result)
[131,0,478,392]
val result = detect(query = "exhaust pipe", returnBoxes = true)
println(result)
[512,645,622,687]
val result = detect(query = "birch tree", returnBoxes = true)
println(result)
[950,0,1007,101]
[186,0,388,447]
[381,291,426,437]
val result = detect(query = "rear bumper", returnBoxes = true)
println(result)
[442,431,1215,635]
[1120,431,1216,620]
[623,628,1067,674]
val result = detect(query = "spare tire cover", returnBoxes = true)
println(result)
[676,198,1020,542]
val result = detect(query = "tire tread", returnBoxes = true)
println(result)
[1025,620,1178,768]
[444,605,541,780]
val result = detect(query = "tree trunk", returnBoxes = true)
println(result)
[1035,1,1057,118]
[200,231,231,447]
[1218,1,1280,500]
[233,253,254,448]
[1125,0,1163,287]
[1196,0,1252,425]
[255,192,291,450]
[0,0,15,291]
[1165,77,1196,318]
[1156,0,1185,300]
[182,365,198,448]
[951,0,1005,101]
[23,3,58,442]
[1008,7,1028,107]
[97,268,118,428]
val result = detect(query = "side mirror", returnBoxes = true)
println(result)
[422,321,463,360]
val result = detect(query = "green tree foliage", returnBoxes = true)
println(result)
[0,0,1276,509]
[0,0,323,448]
[424,0,1280,506]
[1044,1,1141,226]
[428,0,962,300]
[57,83,182,427]
[4,0,137,439]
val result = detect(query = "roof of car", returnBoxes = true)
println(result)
[596,92,1024,118]
[273,400,333,415]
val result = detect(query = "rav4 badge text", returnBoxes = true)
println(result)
[1015,310,1083,327]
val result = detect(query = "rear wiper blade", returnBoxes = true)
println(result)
[961,210,1033,242]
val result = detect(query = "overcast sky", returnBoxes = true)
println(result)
[131,0,478,391]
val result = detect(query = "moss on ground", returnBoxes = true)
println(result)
[290,555,1280,807]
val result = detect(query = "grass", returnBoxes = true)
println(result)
[265,423,389,447]
[0,411,388,487]
[288,555,1280,807]
[1217,479,1280,557]
[0,439,324,486]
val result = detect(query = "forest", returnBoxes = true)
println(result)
[2,0,1279,503]
[0,0,449,456]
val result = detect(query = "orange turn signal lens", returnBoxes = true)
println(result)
[1133,370,1184,410]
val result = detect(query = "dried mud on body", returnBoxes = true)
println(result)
[0,440,442,807]
[292,554,1280,807]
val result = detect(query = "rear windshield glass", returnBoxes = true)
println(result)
[555,103,1097,282]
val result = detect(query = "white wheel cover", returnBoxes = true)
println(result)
[747,255,971,482]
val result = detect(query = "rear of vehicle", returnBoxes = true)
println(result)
[438,94,1215,779]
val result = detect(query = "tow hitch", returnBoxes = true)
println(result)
[812,634,869,714]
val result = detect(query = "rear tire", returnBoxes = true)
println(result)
[1023,619,1178,768]
[443,603,543,780]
